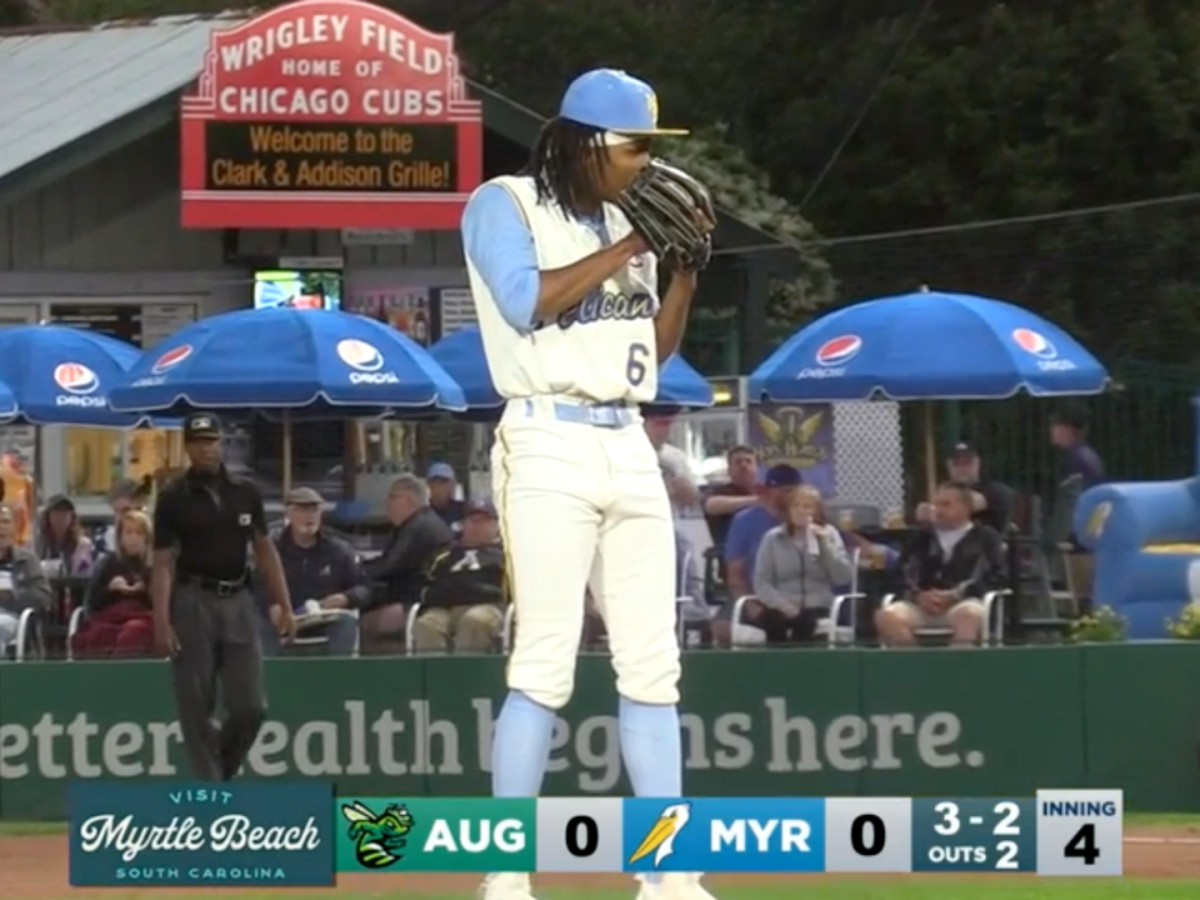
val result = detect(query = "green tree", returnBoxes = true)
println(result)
[42,0,1200,359]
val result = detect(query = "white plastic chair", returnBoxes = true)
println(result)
[730,592,861,649]
[9,608,39,661]
[67,606,87,660]
[879,590,1010,645]
[730,547,862,648]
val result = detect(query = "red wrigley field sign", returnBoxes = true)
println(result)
[180,0,483,229]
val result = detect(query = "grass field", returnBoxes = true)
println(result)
[3,815,1196,898]
[16,887,1196,900]
[0,883,1194,900]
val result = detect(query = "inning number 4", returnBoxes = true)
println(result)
[1064,823,1100,865]
[626,343,650,387]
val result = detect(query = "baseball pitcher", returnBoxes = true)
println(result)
[460,68,716,900]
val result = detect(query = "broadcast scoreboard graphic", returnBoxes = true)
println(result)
[66,784,1124,885]
[330,790,1123,876]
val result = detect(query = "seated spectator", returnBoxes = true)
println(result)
[411,499,505,653]
[0,504,50,654]
[751,485,854,643]
[645,410,701,517]
[0,454,34,547]
[36,495,95,575]
[72,511,155,658]
[97,479,147,555]
[426,463,465,529]
[361,475,455,654]
[702,445,760,550]
[875,482,1006,647]
[713,464,802,646]
[259,487,369,656]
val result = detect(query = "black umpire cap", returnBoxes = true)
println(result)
[183,412,222,442]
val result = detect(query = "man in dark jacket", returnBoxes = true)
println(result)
[0,503,50,655]
[411,499,506,653]
[360,474,455,654]
[257,487,369,656]
[876,482,1006,646]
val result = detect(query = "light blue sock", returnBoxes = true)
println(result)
[619,698,683,884]
[619,696,683,796]
[491,690,557,797]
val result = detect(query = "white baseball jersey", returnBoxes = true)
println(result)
[466,175,660,404]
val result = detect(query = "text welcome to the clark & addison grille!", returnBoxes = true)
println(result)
[204,122,456,192]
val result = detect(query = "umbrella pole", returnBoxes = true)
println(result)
[342,421,359,501]
[924,400,937,500]
[282,411,293,497]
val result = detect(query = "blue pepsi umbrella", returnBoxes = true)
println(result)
[430,325,713,413]
[0,325,166,426]
[109,308,466,416]
[0,380,16,423]
[749,290,1110,402]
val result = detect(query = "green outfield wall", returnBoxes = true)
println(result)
[2,645,1198,820]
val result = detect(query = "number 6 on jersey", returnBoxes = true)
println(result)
[626,343,650,387]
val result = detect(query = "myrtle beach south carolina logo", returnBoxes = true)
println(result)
[341,801,415,869]
[68,782,334,887]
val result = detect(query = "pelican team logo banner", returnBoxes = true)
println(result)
[68,781,334,886]
[180,0,483,229]
[749,402,837,497]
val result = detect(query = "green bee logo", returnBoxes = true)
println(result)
[341,801,415,869]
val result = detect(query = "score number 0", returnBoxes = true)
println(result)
[564,815,599,858]
[934,801,1021,869]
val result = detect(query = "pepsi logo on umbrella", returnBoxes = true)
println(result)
[130,343,195,388]
[53,362,106,407]
[337,339,399,385]
[796,335,862,380]
[816,335,863,366]
[1011,328,1075,371]
[337,339,385,372]
[152,344,193,374]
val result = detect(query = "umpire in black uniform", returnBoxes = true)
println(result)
[151,412,296,781]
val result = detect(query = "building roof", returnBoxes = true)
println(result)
[0,11,794,258]
[0,13,247,189]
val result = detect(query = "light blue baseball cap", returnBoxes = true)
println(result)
[559,68,688,137]
[425,462,456,481]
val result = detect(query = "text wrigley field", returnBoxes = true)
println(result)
[204,122,456,192]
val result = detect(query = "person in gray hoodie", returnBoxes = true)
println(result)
[752,485,854,643]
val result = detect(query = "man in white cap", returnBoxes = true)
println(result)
[460,68,716,900]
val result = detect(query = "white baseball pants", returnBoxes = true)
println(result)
[492,400,681,710]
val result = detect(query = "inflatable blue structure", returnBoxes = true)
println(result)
[1075,479,1200,638]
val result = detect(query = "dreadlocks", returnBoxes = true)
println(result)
[522,117,607,218]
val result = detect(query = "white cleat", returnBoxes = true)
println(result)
[479,872,539,900]
[634,872,719,900]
